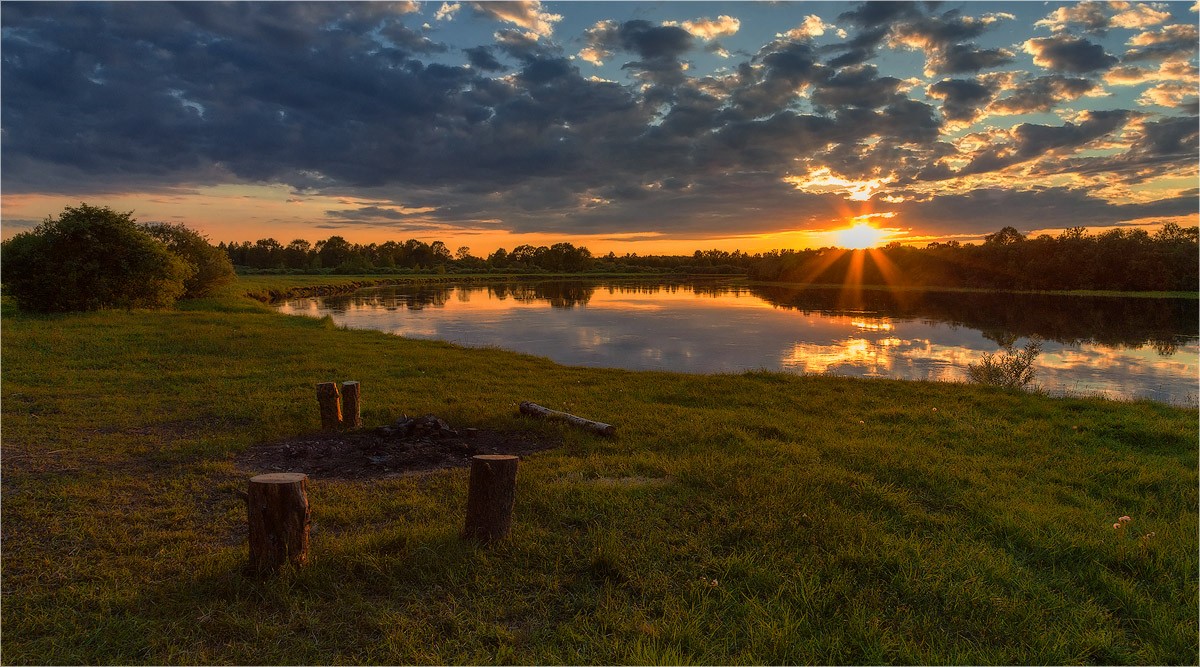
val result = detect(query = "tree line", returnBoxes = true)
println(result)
[224,223,1198,292]
[750,225,1198,292]
[220,236,754,275]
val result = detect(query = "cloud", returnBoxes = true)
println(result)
[1023,36,1119,73]
[883,9,1017,75]
[927,78,998,123]
[435,2,460,21]
[463,45,505,71]
[614,20,694,60]
[989,75,1100,115]
[1122,23,1200,61]
[1138,83,1200,111]
[837,1,923,29]
[954,110,1136,177]
[897,186,1194,234]
[578,20,618,65]
[925,43,1016,76]
[778,15,835,41]
[1104,57,1198,85]
[667,15,740,40]
[823,2,924,67]
[1035,1,1171,34]
[832,4,1014,76]
[466,1,560,39]
[811,64,904,109]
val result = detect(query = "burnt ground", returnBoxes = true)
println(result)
[236,414,562,481]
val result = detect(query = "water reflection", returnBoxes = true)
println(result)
[276,280,1199,404]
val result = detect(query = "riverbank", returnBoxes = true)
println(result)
[2,284,1196,663]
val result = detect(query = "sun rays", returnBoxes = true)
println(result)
[788,212,911,310]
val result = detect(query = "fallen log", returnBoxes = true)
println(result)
[518,401,615,437]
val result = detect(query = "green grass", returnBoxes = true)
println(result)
[2,278,1197,664]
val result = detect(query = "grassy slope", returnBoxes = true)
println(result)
[1,279,1196,664]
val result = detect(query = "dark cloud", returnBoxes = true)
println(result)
[722,40,827,119]
[898,187,1197,234]
[579,19,695,89]
[614,20,694,60]
[829,3,1013,77]
[463,46,505,72]
[822,25,889,68]
[1028,116,1198,185]
[891,10,989,47]
[838,2,923,29]
[827,2,935,67]
[1012,110,1132,157]
[927,78,997,123]
[1024,36,1118,73]
[492,28,552,62]
[1135,116,1200,157]
[989,75,1098,114]
[927,43,1015,75]
[957,111,1135,177]
[811,65,903,109]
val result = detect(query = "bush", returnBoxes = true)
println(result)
[967,337,1043,390]
[143,223,235,298]
[1,204,191,312]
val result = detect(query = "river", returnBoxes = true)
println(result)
[275,279,1199,405]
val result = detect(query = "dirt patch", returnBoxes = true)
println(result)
[236,414,561,480]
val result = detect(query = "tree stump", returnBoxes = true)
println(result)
[341,381,362,429]
[247,472,311,574]
[463,455,519,543]
[316,382,342,430]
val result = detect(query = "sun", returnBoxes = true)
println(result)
[834,222,886,250]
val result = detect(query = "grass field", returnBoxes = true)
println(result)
[2,277,1197,664]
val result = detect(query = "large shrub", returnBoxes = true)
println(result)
[1,204,191,312]
[143,222,236,298]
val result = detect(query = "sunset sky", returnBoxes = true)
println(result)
[2,1,1197,254]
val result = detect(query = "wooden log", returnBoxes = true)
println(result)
[316,382,342,430]
[247,472,311,573]
[341,381,362,429]
[518,401,616,437]
[463,455,519,543]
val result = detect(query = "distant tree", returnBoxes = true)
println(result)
[283,239,313,269]
[316,236,353,267]
[143,223,236,298]
[249,238,284,268]
[984,226,1026,246]
[1154,222,1199,244]
[488,247,509,268]
[509,244,538,265]
[430,240,452,264]
[1,204,191,312]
